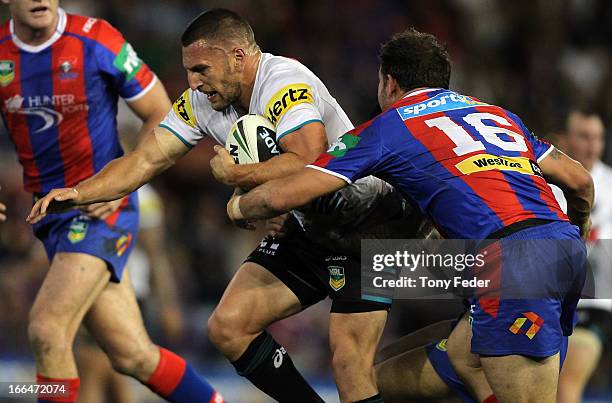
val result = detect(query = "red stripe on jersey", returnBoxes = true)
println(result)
[51,35,94,187]
[105,196,130,227]
[92,20,125,54]
[491,107,567,220]
[131,59,155,94]
[0,42,42,192]
[403,111,534,227]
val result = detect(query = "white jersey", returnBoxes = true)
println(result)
[579,160,612,312]
[159,52,353,148]
[159,52,411,239]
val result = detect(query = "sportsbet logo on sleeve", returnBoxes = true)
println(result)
[172,90,197,127]
[265,83,314,125]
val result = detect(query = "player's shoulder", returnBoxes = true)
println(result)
[0,19,11,45]
[170,87,214,129]
[64,13,124,53]
[592,160,612,184]
[257,53,322,95]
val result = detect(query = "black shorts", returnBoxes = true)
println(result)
[245,228,390,313]
[575,307,612,349]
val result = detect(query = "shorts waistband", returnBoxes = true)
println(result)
[486,218,555,239]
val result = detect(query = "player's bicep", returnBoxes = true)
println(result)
[151,126,191,165]
[278,121,328,164]
[539,147,592,191]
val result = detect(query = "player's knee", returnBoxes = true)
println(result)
[108,343,157,377]
[207,306,254,349]
[27,317,69,356]
[331,341,370,375]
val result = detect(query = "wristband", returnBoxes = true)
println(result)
[228,196,244,220]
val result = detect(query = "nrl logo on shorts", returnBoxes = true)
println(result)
[115,233,133,257]
[68,218,89,244]
[328,266,345,291]
[0,60,15,87]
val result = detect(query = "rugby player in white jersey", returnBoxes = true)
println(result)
[557,109,612,403]
[28,9,420,402]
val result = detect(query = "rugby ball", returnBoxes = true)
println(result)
[225,114,280,164]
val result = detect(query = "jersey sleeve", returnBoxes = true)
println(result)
[158,89,205,148]
[93,20,156,101]
[307,120,384,184]
[260,70,323,142]
[508,110,554,162]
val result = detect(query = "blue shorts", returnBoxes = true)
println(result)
[427,339,476,403]
[469,221,587,357]
[427,335,570,403]
[32,192,139,282]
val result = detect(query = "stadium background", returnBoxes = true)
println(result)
[0,0,611,401]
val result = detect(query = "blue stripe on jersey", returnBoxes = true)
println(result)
[67,33,123,173]
[20,49,64,193]
[379,112,504,239]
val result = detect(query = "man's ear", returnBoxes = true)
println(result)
[385,74,401,97]
[233,48,246,71]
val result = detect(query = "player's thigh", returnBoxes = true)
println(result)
[210,261,303,333]
[329,310,387,356]
[559,327,602,386]
[31,252,110,329]
[83,269,154,360]
[376,346,456,403]
[481,353,559,403]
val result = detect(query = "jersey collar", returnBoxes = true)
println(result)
[10,8,67,53]
[402,87,442,99]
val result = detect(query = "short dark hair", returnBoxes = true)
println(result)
[181,8,257,50]
[379,28,451,91]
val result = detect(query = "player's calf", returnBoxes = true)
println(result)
[329,310,387,403]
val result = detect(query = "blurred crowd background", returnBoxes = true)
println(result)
[1,0,611,401]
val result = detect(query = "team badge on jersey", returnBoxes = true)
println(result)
[68,217,89,244]
[265,83,314,125]
[58,57,78,80]
[435,338,448,352]
[328,266,345,291]
[173,90,197,127]
[115,233,133,257]
[508,311,544,339]
[327,133,361,158]
[0,60,15,87]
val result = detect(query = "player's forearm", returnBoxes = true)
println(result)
[75,153,164,204]
[230,152,307,190]
[563,176,594,233]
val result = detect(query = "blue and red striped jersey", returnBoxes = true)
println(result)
[0,8,156,193]
[309,88,568,239]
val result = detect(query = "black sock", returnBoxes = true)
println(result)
[232,331,324,402]
[356,394,384,403]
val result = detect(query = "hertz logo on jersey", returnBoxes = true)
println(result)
[172,90,196,128]
[455,154,543,177]
[265,83,314,125]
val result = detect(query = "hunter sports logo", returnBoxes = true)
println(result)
[455,154,543,177]
[0,60,15,87]
[173,90,197,127]
[328,266,345,291]
[327,133,361,158]
[115,233,133,257]
[265,83,313,125]
[68,217,89,244]
[509,312,544,339]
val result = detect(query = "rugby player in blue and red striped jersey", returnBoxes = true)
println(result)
[0,1,221,402]
[222,29,593,403]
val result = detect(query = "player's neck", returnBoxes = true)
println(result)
[235,51,262,115]
[12,14,59,46]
